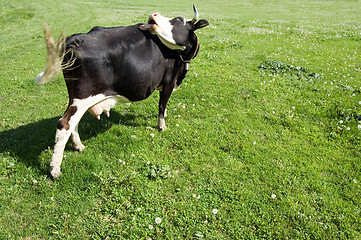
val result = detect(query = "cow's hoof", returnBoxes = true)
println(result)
[158,125,167,131]
[158,118,167,131]
[50,168,61,179]
[74,143,85,152]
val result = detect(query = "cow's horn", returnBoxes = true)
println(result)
[191,5,198,23]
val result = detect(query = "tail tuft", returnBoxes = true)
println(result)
[35,22,66,85]
[35,71,45,85]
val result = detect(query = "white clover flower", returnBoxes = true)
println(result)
[358,125,361,130]
[155,217,162,224]
[212,209,218,215]
[32,180,38,184]
[150,133,155,137]
[9,162,14,167]
[340,120,344,124]
[353,179,358,184]
[271,194,277,199]
[149,225,153,230]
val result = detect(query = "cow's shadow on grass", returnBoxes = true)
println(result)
[0,110,151,175]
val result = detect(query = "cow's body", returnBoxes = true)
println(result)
[64,24,183,101]
[36,6,208,178]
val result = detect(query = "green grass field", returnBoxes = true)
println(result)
[1,0,360,239]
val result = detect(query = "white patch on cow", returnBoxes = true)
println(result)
[87,95,130,119]
[35,71,45,84]
[147,14,186,51]
[158,117,167,131]
[173,85,180,91]
[49,94,131,178]
[71,124,85,151]
[50,128,67,178]
[50,103,90,178]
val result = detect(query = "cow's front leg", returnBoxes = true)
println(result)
[158,84,173,131]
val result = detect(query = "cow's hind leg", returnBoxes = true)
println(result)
[71,124,85,151]
[50,105,87,178]
[50,95,107,178]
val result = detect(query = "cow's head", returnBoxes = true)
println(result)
[140,5,209,51]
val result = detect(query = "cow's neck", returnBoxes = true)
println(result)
[179,35,199,63]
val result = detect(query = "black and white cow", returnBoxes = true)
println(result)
[36,6,209,178]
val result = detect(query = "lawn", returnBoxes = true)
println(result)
[0,0,360,239]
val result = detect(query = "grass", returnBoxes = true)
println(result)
[1,0,361,239]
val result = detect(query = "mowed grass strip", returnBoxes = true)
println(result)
[0,0,360,239]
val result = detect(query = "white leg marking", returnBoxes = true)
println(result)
[71,124,85,151]
[50,94,112,178]
[173,85,180,91]
[158,117,167,131]
[50,128,70,178]
[50,107,89,178]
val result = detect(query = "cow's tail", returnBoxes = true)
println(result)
[35,22,67,85]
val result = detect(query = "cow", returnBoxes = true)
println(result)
[35,5,209,178]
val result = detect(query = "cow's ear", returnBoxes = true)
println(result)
[193,20,209,31]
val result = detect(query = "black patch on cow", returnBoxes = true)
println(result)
[57,106,77,130]
[171,18,209,46]
[170,17,190,46]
